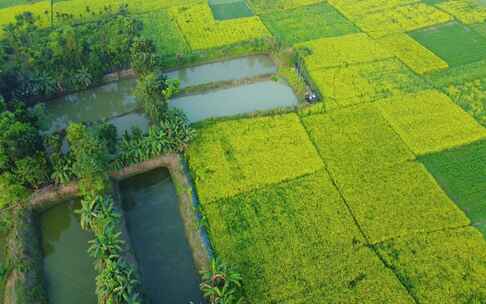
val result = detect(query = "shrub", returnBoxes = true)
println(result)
[378,90,486,155]
[186,113,323,204]
[134,72,179,123]
[113,109,194,170]
[200,258,245,304]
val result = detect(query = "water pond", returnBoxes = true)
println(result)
[44,55,296,133]
[167,54,276,89]
[40,200,97,304]
[119,168,204,304]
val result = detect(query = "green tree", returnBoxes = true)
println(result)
[130,37,158,75]
[134,72,179,124]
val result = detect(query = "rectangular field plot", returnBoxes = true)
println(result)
[186,113,323,204]
[444,78,486,126]
[302,104,415,178]
[376,227,486,303]
[261,2,359,46]
[378,90,486,155]
[338,162,470,244]
[297,33,392,70]
[328,0,418,19]
[204,171,414,304]
[209,0,254,20]
[420,140,486,236]
[437,0,486,24]
[247,0,323,14]
[169,3,270,50]
[139,10,189,58]
[410,22,486,67]
[0,0,201,35]
[351,3,452,38]
[378,33,448,75]
[308,59,428,108]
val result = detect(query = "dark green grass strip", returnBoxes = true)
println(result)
[420,140,486,237]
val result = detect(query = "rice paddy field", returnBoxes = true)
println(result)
[2,0,486,303]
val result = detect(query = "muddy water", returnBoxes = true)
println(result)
[120,169,204,304]
[170,79,298,122]
[40,200,97,304]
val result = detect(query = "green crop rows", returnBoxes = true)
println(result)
[261,2,358,46]
[420,140,486,236]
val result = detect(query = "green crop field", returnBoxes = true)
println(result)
[410,22,486,67]
[2,0,486,303]
[261,2,358,46]
[420,140,486,236]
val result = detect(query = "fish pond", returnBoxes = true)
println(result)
[44,55,297,133]
[39,200,97,304]
[119,168,204,304]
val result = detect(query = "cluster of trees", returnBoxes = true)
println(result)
[66,123,141,303]
[0,6,141,101]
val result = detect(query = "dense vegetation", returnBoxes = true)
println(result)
[0,0,486,303]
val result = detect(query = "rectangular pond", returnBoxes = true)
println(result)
[167,54,277,89]
[170,79,298,123]
[40,200,97,304]
[43,55,297,133]
[119,168,204,304]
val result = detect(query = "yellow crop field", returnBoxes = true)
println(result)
[308,59,428,107]
[437,0,486,24]
[297,33,392,70]
[169,3,270,50]
[355,3,453,38]
[378,90,486,155]
[378,33,448,75]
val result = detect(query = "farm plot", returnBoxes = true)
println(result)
[307,59,429,108]
[335,161,470,244]
[139,10,189,58]
[301,104,415,178]
[246,0,323,14]
[334,2,452,38]
[425,59,486,87]
[0,0,201,35]
[208,0,254,21]
[376,227,486,303]
[203,171,414,304]
[420,140,486,236]
[444,79,486,126]
[169,3,270,50]
[410,22,486,67]
[436,0,486,24]
[327,0,419,19]
[297,33,392,70]
[186,113,323,204]
[377,33,448,75]
[378,90,486,155]
[261,2,358,46]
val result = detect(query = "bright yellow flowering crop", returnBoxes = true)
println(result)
[169,3,270,50]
